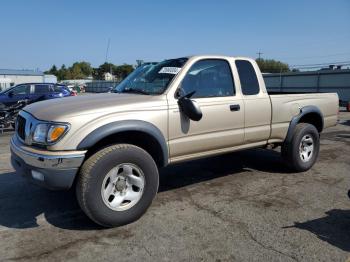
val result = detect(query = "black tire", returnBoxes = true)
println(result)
[282,123,320,172]
[76,144,159,227]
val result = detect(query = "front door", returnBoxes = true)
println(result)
[167,58,245,162]
[2,84,31,106]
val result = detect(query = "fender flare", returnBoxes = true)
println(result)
[285,105,324,144]
[77,120,168,166]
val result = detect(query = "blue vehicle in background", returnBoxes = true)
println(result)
[0,83,73,107]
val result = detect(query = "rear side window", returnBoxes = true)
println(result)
[236,60,260,95]
[34,84,50,94]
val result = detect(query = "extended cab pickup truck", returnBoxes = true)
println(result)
[10,56,339,227]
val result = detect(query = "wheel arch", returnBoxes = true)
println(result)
[285,105,324,144]
[77,120,168,167]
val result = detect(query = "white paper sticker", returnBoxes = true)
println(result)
[158,67,181,74]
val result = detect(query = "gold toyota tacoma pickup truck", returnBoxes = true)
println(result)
[10,55,339,227]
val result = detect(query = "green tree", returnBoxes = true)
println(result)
[114,64,134,80]
[46,61,133,81]
[92,67,100,80]
[71,61,92,77]
[69,63,84,79]
[56,64,68,81]
[256,58,290,73]
[45,65,58,75]
[94,62,116,80]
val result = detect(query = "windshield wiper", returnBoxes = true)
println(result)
[121,88,150,95]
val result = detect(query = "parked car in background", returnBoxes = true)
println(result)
[66,84,81,96]
[66,85,75,92]
[0,83,73,107]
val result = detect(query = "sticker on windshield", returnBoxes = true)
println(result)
[158,67,181,74]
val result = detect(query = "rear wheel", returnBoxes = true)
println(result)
[76,144,159,227]
[282,123,320,172]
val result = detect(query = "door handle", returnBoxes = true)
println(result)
[229,104,240,111]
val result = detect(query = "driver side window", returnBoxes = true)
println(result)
[181,59,235,98]
[11,85,30,95]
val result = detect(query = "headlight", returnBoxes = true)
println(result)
[32,123,69,144]
[33,124,49,143]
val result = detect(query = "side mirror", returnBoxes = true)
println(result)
[177,91,202,121]
[8,91,14,98]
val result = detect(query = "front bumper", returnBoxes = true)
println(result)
[10,136,86,190]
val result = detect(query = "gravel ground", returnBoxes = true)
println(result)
[0,111,349,262]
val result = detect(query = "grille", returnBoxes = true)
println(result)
[17,115,26,140]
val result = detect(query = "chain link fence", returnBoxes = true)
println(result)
[85,81,120,93]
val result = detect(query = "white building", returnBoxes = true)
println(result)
[0,78,12,91]
[43,74,58,83]
[103,72,114,81]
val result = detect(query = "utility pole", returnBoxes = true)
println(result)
[105,38,111,63]
[257,51,263,60]
[104,38,113,76]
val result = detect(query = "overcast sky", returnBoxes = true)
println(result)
[1,0,349,71]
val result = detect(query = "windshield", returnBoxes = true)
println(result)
[115,58,188,95]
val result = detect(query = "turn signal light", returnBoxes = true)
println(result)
[48,126,67,143]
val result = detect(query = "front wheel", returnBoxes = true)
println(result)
[282,123,320,172]
[76,144,159,227]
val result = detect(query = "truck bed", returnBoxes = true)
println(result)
[268,92,339,143]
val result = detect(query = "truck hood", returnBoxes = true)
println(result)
[23,93,167,121]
